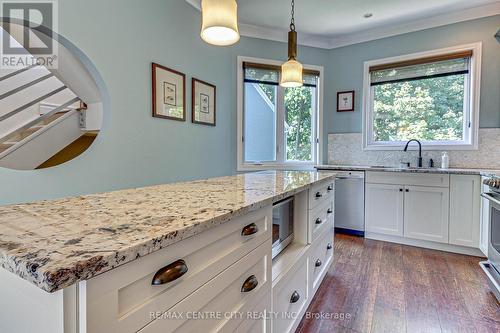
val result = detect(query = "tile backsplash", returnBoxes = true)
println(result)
[328,129,500,169]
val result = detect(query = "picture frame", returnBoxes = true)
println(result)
[337,90,355,112]
[152,63,186,121]
[192,78,216,126]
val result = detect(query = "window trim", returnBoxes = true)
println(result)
[237,56,324,171]
[362,42,482,151]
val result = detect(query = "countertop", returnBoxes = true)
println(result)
[0,171,335,293]
[315,165,500,177]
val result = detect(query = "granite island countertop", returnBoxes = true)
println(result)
[0,170,336,293]
[315,165,500,176]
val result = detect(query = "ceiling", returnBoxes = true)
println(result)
[186,0,500,49]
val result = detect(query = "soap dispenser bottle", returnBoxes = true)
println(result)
[441,152,449,169]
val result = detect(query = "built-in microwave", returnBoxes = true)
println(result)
[272,197,294,259]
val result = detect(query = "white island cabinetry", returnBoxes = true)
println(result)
[0,171,336,333]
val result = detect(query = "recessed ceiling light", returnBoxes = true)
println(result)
[364,13,373,18]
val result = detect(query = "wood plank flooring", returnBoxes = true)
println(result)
[296,234,500,333]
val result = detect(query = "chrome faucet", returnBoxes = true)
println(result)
[404,139,423,168]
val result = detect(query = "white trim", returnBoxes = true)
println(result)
[362,42,482,151]
[185,1,500,49]
[329,3,500,49]
[365,232,485,257]
[236,56,324,172]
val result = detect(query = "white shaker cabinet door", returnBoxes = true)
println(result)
[365,183,404,236]
[403,186,449,244]
[480,179,491,256]
[449,175,481,248]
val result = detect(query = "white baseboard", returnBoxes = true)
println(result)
[365,232,485,257]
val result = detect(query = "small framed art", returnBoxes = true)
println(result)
[337,90,355,112]
[152,63,186,121]
[192,78,216,126]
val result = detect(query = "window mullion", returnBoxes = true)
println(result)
[276,86,285,163]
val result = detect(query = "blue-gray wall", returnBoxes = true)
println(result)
[0,0,329,205]
[325,15,500,138]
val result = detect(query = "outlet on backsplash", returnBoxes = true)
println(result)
[327,129,500,169]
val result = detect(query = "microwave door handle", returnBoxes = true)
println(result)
[482,193,500,206]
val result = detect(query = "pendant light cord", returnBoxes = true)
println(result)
[290,0,296,31]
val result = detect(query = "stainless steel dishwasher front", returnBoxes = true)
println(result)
[333,171,365,236]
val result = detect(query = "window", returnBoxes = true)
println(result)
[363,43,481,150]
[237,57,323,170]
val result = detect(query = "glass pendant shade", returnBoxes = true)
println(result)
[280,59,303,87]
[201,0,240,46]
[280,28,303,87]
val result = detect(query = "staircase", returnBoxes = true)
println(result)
[0,64,90,169]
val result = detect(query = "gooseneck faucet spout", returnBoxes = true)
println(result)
[404,139,423,168]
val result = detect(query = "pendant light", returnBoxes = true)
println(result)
[201,0,240,46]
[280,0,303,87]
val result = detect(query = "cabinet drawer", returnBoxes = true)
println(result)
[366,171,449,188]
[310,229,334,292]
[233,290,271,333]
[85,206,272,333]
[272,254,309,333]
[139,240,272,333]
[309,180,334,211]
[309,200,334,243]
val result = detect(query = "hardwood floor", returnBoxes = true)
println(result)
[296,234,500,333]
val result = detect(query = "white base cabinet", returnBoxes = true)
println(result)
[365,171,482,255]
[449,175,481,248]
[480,177,491,256]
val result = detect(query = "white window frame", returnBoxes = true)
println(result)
[362,42,482,151]
[237,56,324,171]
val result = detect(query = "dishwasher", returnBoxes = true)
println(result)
[333,171,365,236]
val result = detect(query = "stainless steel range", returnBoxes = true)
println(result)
[480,174,500,302]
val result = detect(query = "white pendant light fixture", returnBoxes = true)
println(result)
[201,0,240,46]
[280,0,303,87]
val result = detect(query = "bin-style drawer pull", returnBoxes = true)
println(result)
[315,218,323,225]
[327,185,333,192]
[241,223,259,236]
[152,259,188,285]
[315,192,323,198]
[327,243,333,250]
[315,259,322,267]
[241,275,259,293]
[327,208,333,214]
[290,291,300,303]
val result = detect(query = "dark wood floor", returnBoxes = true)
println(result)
[296,234,500,333]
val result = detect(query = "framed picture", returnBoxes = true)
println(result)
[192,78,216,126]
[337,91,355,112]
[152,63,185,121]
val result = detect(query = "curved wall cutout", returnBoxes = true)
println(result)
[0,18,106,170]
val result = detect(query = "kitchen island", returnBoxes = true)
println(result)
[0,170,336,333]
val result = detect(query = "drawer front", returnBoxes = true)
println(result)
[366,171,450,188]
[309,180,334,211]
[232,290,271,333]
[310,229,334,292]
[85,206,272,333]
[139,240,272,333]
[272,254,309,333]
[309,199,334,243]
